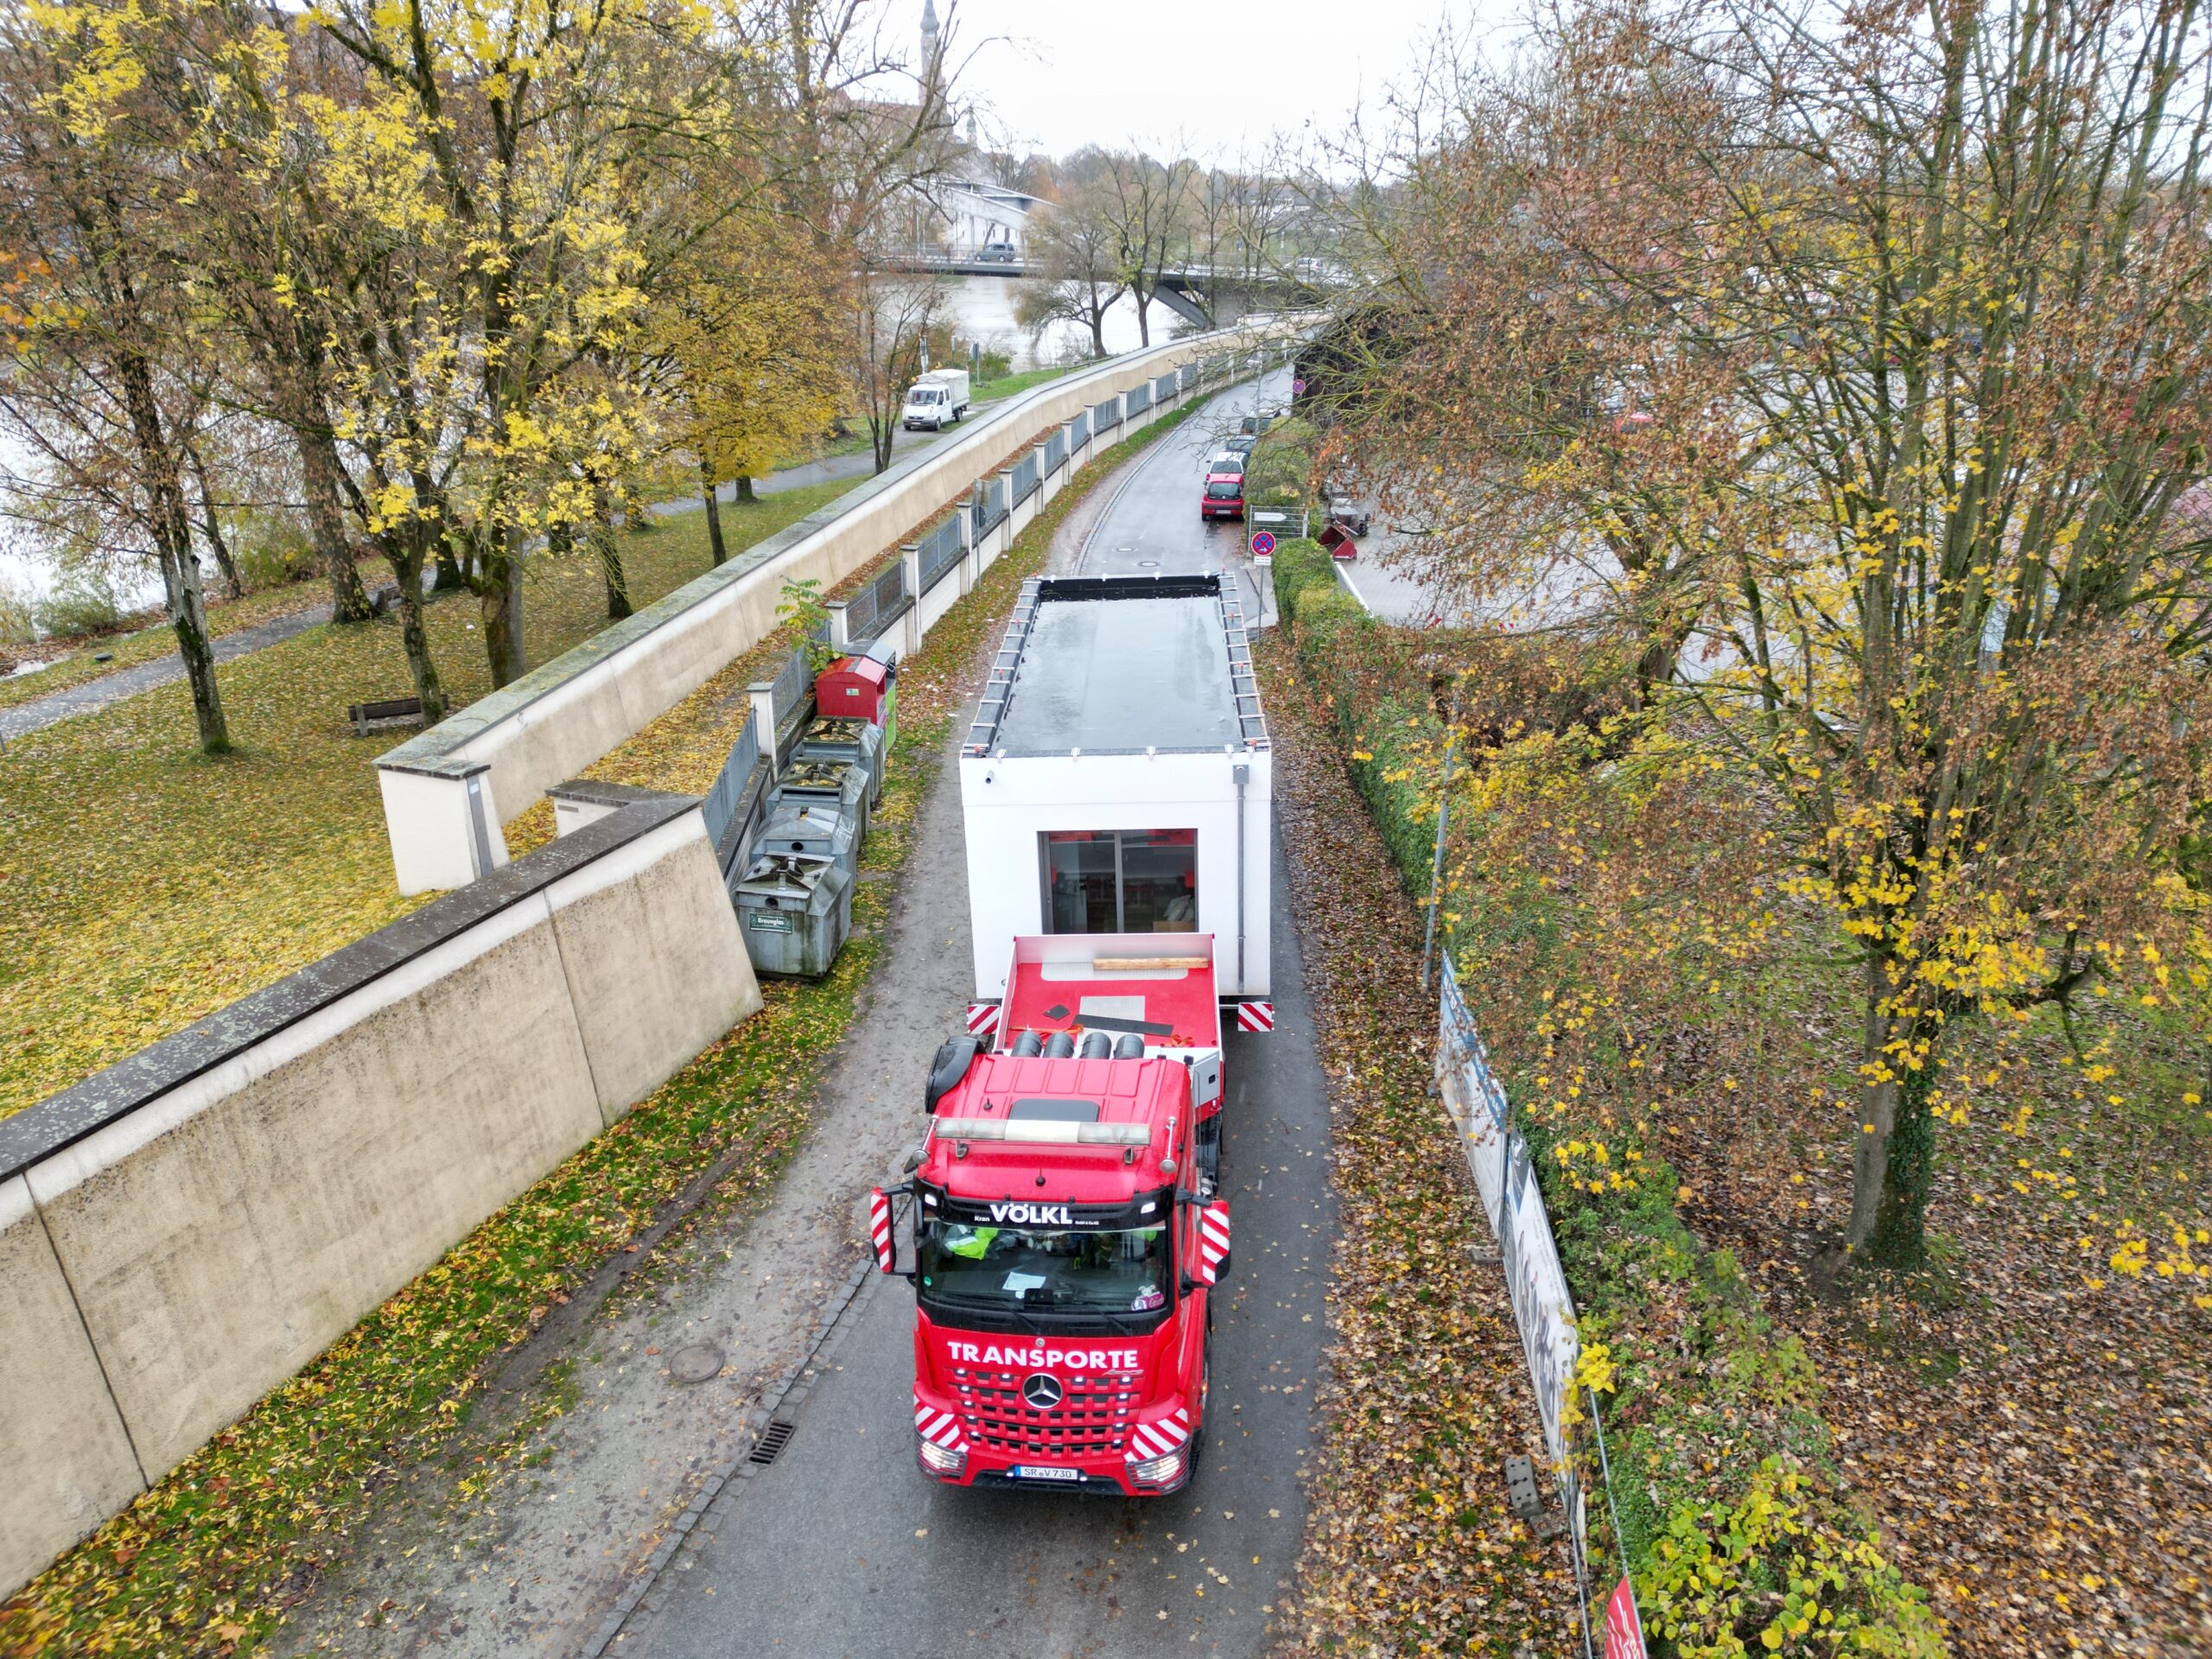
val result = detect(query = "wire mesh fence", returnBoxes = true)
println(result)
[702,716,761,871]
[1124,381,1152,417]
[1092,395,1122,434]
[918,512,964,590]
[971,474,1007,540]
[1044,428,1066,474]
[1008,451,1039,505]
[842,558,907,645]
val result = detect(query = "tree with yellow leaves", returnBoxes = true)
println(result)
[1332,0,2212,1274]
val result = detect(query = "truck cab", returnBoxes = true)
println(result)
[875,938,1231,1495]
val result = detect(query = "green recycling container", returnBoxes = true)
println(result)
[732,854,853,978]
[772,757,870,839]
[750,798,860,882]
[798,716,885,808]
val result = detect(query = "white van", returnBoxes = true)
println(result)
[902,369,972,431]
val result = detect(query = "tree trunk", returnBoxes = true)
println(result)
[477,529,526,687]
[186,442,245,601]
[702,461,728,567]
[117,349,227,751]
[871,416,893,474]
[434,542,468,592]
[1866,1061,1936,1273]
[594,486,632,620]
[298,421,374,622]
[1090,309,1108,358]
[734,474,756,504]
[1843,963,1937,1274]
[1135,290,1151,346]
[379,528,448,724]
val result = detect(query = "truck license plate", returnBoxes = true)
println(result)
[1011,1465,1081,1483]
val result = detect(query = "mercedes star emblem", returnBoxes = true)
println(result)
[1022,1373,1065,1411]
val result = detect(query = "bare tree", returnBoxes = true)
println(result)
[852,274,944,473]
[1017,168,1127,358]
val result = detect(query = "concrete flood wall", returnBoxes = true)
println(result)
[0,794,760,1600]
[376,326,1292,895]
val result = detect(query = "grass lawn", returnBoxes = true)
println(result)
[0,480,849,1121]
[973,360,1090,403]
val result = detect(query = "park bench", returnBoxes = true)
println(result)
[346,696,425,738]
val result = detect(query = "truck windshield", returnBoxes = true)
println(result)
[919,1217,1171,1314]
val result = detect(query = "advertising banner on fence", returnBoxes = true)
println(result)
[1500,1139,1580,1474]
[1436,957,1510,1228]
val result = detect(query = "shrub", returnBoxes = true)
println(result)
[32,573,123,639]
[233,509,318,589]
[0,573,34,645]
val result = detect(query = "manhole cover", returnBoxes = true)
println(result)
[669,1343,725,1384]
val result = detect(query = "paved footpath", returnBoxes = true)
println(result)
[0,604,335,743]
[274,387,1330,1659]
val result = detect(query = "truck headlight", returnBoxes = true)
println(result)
[918,1437,967,1477]
[1126,1449,1184,1485]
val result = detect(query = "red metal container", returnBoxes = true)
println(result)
[816,654,893,729]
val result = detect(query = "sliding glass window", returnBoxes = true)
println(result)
[1040,830,1197,933]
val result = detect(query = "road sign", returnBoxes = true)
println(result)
[1249,530,1277,559]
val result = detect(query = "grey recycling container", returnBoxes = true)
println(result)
[750,798,860,882]
[772,756,870,838]
[732,854,854,979]
[798,716,884,807]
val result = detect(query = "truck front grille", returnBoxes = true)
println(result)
[950,1368,1139,1459]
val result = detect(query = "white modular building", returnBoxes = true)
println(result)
[959,574,1273,1005]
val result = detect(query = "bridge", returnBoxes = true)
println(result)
[873,251,1322,327]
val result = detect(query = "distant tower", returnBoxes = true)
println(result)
[919,0,939,76]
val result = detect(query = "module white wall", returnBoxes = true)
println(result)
[958,748,1273,1001]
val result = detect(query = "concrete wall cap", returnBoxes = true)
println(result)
[546,779,675,810]
[0,791,702,1186]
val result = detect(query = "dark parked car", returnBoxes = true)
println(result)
[976,241,1020,264]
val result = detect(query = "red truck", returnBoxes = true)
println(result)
[873,933,1232,1495]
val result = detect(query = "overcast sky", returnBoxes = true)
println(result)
[924,0,1516,162]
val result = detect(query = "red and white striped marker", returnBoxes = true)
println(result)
[1128,1406,1191,1462]
[868,1187,896,1273]
[964,1002,1001,1039]
[1235,1001,1274,1033]
[1193,1199,1232,1286]
[915,1395,966,1452]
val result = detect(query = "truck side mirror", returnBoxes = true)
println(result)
[1192,1199,1231,1286]
[868,1188,898,1274]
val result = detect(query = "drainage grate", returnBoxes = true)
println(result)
[748,1421,798,1467]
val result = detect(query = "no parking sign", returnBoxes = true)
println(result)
[1249,529,1276,561]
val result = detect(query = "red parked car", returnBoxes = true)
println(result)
[1201,471,1245,520]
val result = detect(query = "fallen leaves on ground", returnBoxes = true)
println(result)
[1256,635,1580,1659]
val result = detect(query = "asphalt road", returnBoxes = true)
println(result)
[626,377,1336,1659]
